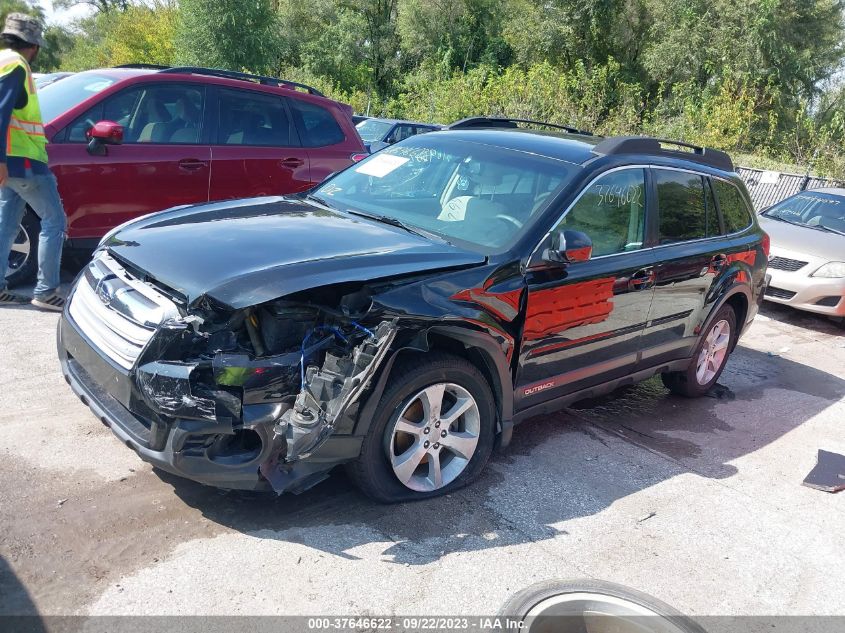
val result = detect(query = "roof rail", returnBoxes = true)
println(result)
[113,63,171,70]
[447,116,593,136]
[592,136,734,171]
[157,66,325,96]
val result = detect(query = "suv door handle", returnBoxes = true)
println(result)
[628,267,656,291]
[178,158,208,171]
[280,157,305,168]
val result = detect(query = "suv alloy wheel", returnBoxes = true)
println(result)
[661,304,737,397]
[349,353,496,502]
[4,210,39,288]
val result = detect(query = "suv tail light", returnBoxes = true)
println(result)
[761,231,770,258]
[351,152,368,162]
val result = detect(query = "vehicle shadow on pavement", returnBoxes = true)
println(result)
[758,302,844,334]
[0,556,46,626]
[160,345,843,565]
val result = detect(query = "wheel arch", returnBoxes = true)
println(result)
[353,325,514,444]
[703,284,750,351]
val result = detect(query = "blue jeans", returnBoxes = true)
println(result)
[0,173,67,296]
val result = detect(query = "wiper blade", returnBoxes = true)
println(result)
[766,214,845,236]
[810,224,845,237]
[346,209,450,244]
[304,192,332,208]
[765,214,805,227]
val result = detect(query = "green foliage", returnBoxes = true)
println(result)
[54,0,130,12]
[0,0,45,24]
[0,0,74,71]
[645,79,764,151]
[61,1,177,70]
[398,0,511,71]
[175,0,281,74]
[5,0,845,178]
[389,60,643,133]
[277,0,372,94]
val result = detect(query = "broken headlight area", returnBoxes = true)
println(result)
[133,290,397,493]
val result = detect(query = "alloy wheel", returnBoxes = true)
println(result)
[7,223,30,274]
[695,319,731,385]
[388,382,480,492]
[517,590,701,633]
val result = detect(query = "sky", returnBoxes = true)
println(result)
[38,1,93,26]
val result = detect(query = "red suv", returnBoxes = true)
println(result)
[5,65,366,286]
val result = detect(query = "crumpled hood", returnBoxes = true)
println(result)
[759,215,845,262]
[105,196,485,309]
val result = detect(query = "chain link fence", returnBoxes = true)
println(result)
[736,166,845,211]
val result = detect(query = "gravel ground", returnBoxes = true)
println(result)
[1,286,843,622]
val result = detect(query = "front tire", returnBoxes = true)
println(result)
[4,209,39,288]
[661,304,736,397]
[348,353,496,503]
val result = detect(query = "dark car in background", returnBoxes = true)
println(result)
[57,119,768,502]
[6,65,366,287]
[355,117,440,152]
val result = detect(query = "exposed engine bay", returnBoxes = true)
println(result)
[173,289,399,493]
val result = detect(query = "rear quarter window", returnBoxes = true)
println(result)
[654,169,720,243]
[290,99,345,147]
[714,180,754,233]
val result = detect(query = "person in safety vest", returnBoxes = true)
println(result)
[0,13,66,311]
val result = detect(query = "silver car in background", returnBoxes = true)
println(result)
[758,188,845,319]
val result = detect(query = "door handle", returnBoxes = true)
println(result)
[628,267,656,291]
[280,157,305,168]
[178,158,208,171]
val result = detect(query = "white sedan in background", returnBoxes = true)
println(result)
[758,188,845,321]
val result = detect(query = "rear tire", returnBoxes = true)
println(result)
[4,209,39,288]
[348,353,496,503]
[661,304,736,398]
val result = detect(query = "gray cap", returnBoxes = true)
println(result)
[2,12,45,48]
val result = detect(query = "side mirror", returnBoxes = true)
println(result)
[543,229,593,265]
[86,120,123,156]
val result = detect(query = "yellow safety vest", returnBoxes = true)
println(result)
[0,49,48,164]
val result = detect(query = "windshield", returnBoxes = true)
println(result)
[313,135,576,251]
[356,119,394,142]
[38,72,117,123]
[764,191,845,233]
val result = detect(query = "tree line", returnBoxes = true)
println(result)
[3,0,845,177]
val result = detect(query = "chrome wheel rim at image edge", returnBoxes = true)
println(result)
[389,382,480,492]
[695,319,730,385]
[521,591,695,633]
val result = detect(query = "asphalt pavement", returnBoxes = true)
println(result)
[1,278,843,620]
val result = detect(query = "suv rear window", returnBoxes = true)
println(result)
[655,169,720,243]
[290,99,345,147]
[713,180,753,233]
[217,88,295,147]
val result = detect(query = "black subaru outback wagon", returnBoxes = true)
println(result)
[58,117,769,502]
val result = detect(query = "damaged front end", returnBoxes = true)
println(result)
[59,251,399,493]
[146,305,397,493]
[261,321,396,492]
